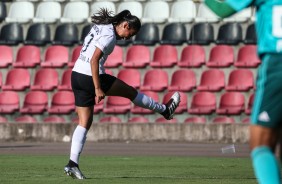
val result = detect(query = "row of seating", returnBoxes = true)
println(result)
[0,90,254,115]
[0,44,261,69]
[0,22,257,46]
[0,1,255,24]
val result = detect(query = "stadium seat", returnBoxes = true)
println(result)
[0,2,7,23]
[0,91,19,114]
[225,69,254,91]
[212,116,235,124]
[245,93,254,115]
[41,45,69,68]
[13,45,41,68]
[5,1,34,23]
[140,69,168,92]
[117,69,141,89]
[168,69,196,92]
[117,1,142,19]
[80,24,91,45]
[155,117,178,123]
[99,116,122,123]
[90,2,116,16]
[43,116,66,123]
[189,23,214,45]
[48,91,75,114]
[123,45,150,68]
[184,116,206,124]
[234,45,261,68]
[188,92,217,115]
[0,46,13,68]
[168,0,196,23]
[33,1,61,24]
[177,45,206,68]
[216,23,243,45]
[0,23,23,45]
[14,115,37,123]
[58,69,72,91]
[20,91,48,114]
[68,45,82,67]
[206,45,234,68]
[142,1,169,23]
[0,116,7,123]
[244,24,257,45]
[160,23,187,45]
[31,68,59,91]
[104,46,123,68]
[133,23,159,46]
[223,7,252,23]
[128,116,149,123]
[216,92,245,115]
[0,72,2,89]
[53,23,79,46]
[60,1,89,24]
[242,117,251,124]
[195,3,220,23]
[103,96,131,114]
[24,23,51,46]
[163,91,187,114]
[131,91,159,114]
[150,45,178,68]
[94,99,104,114]
[2,69,30,91]
[197,69,225,92]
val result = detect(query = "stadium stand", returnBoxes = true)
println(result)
[0,23,23,45]
[155,117,178,123]
[122,45,150,68]
[31,68,59,91]
[188,92,217,115]
[189,23,214,45]
[20,91,48,114]
[5,1,34,24]
[14,115,37,123]
[160,23,187,45]
[0,45,13,68]
[128,116,149,123]
[117,69,141,89]
[43,116,66,123]
[0,91,20,114]
[0,116,7,123]
[223,7,252,23]
[206,45,234,67]
[177,45,206,67]
[133,23,159,46]
[140,69,168,92]
[60,1,89,24]
[25,23,51,46]
[68,45,82,67]
[2,69,30,91]
[104,46,123,68]
[142,1,169,24]
[168,69,196,92]
[103,96,131,114]
[244,23,257,44]
[100,116,122,123]
[195,3,220,23]
[234,45,261,68]
[53,23,79,46]
[94,99,104,114]
[168,0,196,23]
[58,69,72,91]
[225,69,254,91]
[80,24,92,45]
[184,116,207,124]
[33,1,61,24]
[41,45,69,68]
[13,45,41,68]
[90,1,116,15]
[197,69,225,92]
[150,45,178,68]
[0,72,1,89]
[216,92,245,115]
[48,91,75,114]
[216,22,243,45]
[212,116,235,124]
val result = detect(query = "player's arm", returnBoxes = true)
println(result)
[205,0,236,18]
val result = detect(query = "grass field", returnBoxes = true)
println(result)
[0,155,256,184]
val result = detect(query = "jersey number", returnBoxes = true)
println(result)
[273,6,282,38]
[82,33,94,52]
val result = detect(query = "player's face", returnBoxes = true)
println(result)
[116,22,137,40]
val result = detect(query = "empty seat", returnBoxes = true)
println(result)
[6,1,34,23]
[103,96,131,114]
[197,69,225,92]
[0,46,13,68]
[43,116,66,123]
[0,91,19,114]
[2,69,30,91]
[53,23,79,46]
[195,3,220,23]
[212,116,235,124]
[150,45,178,68]
[245,93,254,115]
[234,45,260,68]
[177,45,206,68]
[20,91,48,114]
[0,23,23,45]
[104,46,123,68]
[128,116,149,123]
[189,23,214,45]
[13,45,41,68]
[117,1,142,19]
[48,91,75,114]
[188,92,216,115]
[41,45,69,68]
[14,115,37,123]
[25,23,51,46]
[142,1,169,23]
[225,69,254,91]
[58,69,72,91]
[155,117,178,123]
[131,91,159,114]
[68,45,82,67]
[184,116,206,124]
[244,24,257,45]
[0,2,7,23]
[133,23,159,46]
[123,45,150,68]
[160,23,187,45]
[99,116,122,123]
[168,0,196,23]
[117,69,141,89]
[206,45,234,68]
[31,68,59,91]
[216,92,245,115]
[140,69,168,91]
[223,7,252,23]
[90,2,116,15]
[33,1,61,24]
[61,2,89,24]
[168,69,196,92]
[80,24,92,45]
[163,91,187,114]
[216,23,243,45]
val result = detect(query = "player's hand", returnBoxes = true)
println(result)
[95,88,105,103]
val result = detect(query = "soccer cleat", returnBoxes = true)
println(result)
[161,92,181,120]
[64,165,86,179]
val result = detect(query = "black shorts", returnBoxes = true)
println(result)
[71,71,117,107]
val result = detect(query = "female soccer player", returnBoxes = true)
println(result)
[64,9,181,179]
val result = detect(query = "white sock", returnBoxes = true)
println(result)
[70,125,87,165]
[132,92,166,113]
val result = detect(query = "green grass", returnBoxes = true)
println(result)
[0,155,256,184]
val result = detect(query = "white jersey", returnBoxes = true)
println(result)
[72,24,116,76]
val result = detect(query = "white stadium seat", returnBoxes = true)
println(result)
[168,0,196,23]
[117,1,143,19]
[6,1,34,23]
[61,2,89,24]
[195,3,220,23]
[223,7,252,23]
[142,1,169,24]
[90,1,116,17]
[33,2,61,24]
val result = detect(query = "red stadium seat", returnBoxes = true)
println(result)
[242,117,251,124]
[0,91,19,114]
[123,45,150,68]
[31,68,59,91]
[2,68,30,91]
[184,116,206,124]
[14,115,37,123]
[131,91,159,114]
[188,92,216,115]
[150,45,178,68]
[216,92,245,115]
[168,69,196,92]
[41,45,69,68]
[206,45,234,67]
[212,116,235,124]
[245,93,254,115]
[197,69,225,92]
[48,91,75,114]
[177,45,205,67]
[94,99,104,114]
[140,69,168,91]
[43,115,66,123]
[0,45,13,68]
[68,45,82,68]
[155,117,178,123]
[0,72,2,89]
[58,69,72,91]
[163,91,187,114]
[13,45,41,68]
[103,96,131,114]
[99,116,122,123]
[104,46,123,68]
[0,116,8,123]
[117,69,141,89]
[225,69,254,91]
[20,91,48,114]
[128,116,149,123]
[234,45,261,68]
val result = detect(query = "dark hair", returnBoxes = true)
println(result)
[91,8,141,32]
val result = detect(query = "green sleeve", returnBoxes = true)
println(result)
[205,0,237,18]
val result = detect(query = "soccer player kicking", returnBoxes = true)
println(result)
[64,9,181,179]
[205,0,282,183]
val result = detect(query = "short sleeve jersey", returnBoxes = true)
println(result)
[72,24,116,76]
[226,0,282,56]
